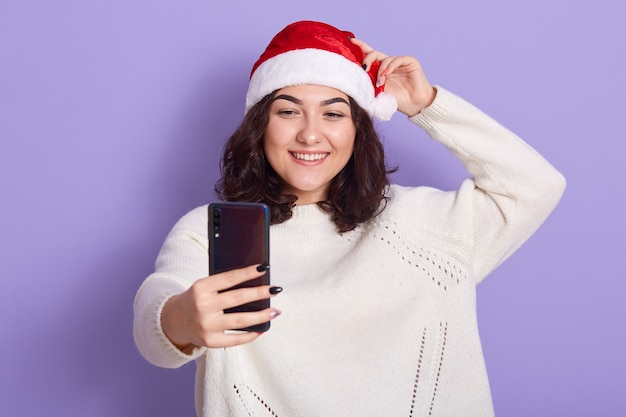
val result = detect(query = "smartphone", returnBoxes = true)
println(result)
[208,202,270,332]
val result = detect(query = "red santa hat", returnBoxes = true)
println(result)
[245,20,398,121]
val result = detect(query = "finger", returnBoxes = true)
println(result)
[359,50,389,75]
[221,308,282,332]
[350,37,375,54]
[192,306,279,346]
[199,308,280,347]
[214,284,279,311]
[375,56,405,84]
[202,330,261,348]
[204,264,269,293]
[351,38,389,71]
[380,55,422,73]
[375,55,424,88]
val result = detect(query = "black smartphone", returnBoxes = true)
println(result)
[208,202,270,332]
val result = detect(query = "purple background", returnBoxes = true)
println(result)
[1,1,624,416]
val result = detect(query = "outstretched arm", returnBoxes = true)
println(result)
[133,207,282,368]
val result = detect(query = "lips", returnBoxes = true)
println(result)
[289,152,329,161]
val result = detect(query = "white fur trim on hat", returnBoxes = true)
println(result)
[245,49,397,121]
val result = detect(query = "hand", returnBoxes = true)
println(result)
[160,264,282,350]
[351,38,436,117]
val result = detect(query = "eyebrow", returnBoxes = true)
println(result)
[272,94,350,107]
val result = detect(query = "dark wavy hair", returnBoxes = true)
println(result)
[214,90,395,233]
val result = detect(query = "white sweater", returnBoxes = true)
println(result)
[134,87,566,417]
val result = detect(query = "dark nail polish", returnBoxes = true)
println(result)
[362,63,367,70]
[256,264,270,272]
[269,286,283,295]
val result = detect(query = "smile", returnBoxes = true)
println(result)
[290,152,329,161]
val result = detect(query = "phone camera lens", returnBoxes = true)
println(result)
[213,209,221,232]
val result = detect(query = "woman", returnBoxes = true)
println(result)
[134,20,565,416]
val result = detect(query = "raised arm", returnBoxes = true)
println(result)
[353,38,566,282]
[411,87,566,281]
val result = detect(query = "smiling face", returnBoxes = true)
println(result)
[263,84,357,204]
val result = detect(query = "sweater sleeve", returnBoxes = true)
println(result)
[133,206,209,368]
[410,87,566,283]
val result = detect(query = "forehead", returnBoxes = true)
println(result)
[275,84,350,102]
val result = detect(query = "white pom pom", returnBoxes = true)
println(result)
[370,92,398,121]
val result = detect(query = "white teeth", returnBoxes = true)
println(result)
[291,152,327,161]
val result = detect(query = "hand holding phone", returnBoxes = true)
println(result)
[160,264,280,350]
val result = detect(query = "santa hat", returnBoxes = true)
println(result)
[245,20,397,121]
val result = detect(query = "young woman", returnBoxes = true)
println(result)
[134,20,565,416]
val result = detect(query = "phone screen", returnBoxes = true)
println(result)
[208,202,270,331]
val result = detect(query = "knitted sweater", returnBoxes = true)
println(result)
[133,87,566,417]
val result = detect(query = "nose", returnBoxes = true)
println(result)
[296,115,321,145]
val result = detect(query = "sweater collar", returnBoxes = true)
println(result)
[284,203,332,225]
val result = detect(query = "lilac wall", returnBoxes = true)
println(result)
[1,1,624,416]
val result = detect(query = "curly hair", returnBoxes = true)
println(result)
[214,90,395,233]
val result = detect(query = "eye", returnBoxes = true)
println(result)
[324,111,346,119]
[277,109,299,117]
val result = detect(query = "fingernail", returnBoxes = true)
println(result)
[362,63,367,71]
[256,264,270,272]
[376,77,384,87]
[269,309,282,318]
[269,286,283,295]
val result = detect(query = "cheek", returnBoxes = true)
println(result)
[262,126,277,156]
[263,120,289,151]
[262,135,282,171]
[263,134,278,152]
[338,129,356,156]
